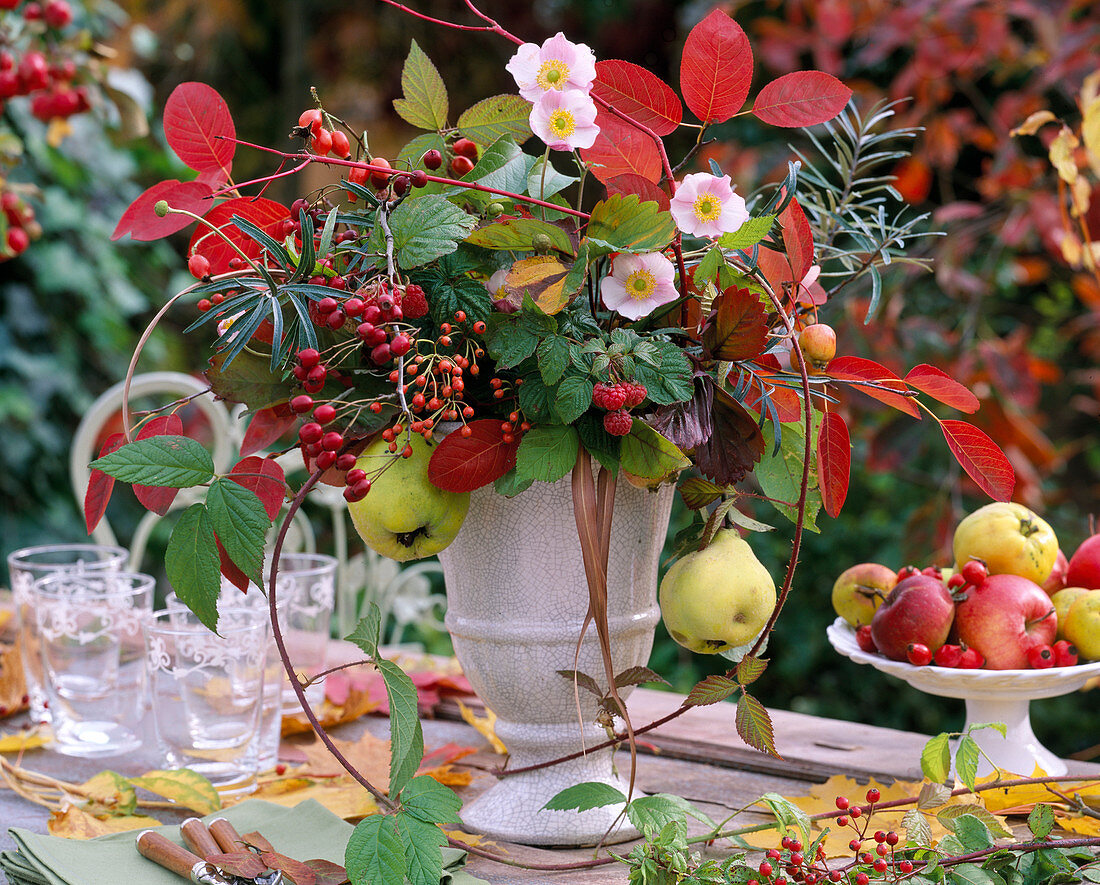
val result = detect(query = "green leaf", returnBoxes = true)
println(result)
[756,418,822,532]
[515,425,580,484]
[759,792,810,845]
[399,776,462,825]
[543,782,626,812]
[619,422,690,482]
[396,132,447,174]
[457,94,533,147]
[127,769,221,815]
[736,692,778,757]
[369,196,476,269]
[205,477,270,587]
[537,335,571,386]
[736,656,768,686]
[920,733,952,783]
[718,215,776,251]
[950,813,995,851]
[346,815,406,885]
[575,411,621,472]
[485,317,539,369]
[449,136,529,209]
[554,373,594,425]
[632,341,693,405]
[396,814,447,885]
[937,804,1013,839]
[585,194,676,257]
[392,39,448,130]
[626,794,692,838]
[165,504,221,632]
[692,247,727,287]
[527,157,577,200]
[345,604,382,659]
[91,435,215,488]
[901,808,933,847]
[955,735,980,791]
[493,467,534,498]
[948,863,1000,885]
[685,674,739,706]
[1027,803,1055,840]
[206,347,287,411]
[466,217,574,255]
[377,658,424,797]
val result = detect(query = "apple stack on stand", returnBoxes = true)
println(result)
[831,503,1100,669]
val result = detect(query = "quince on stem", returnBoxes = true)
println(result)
[347,434,470,562]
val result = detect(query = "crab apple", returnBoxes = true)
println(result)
[797,323,836,370]
[953,573,1057,669]
[831,562,896,628]
[1065,533,1100,589]
[869,575,955,662]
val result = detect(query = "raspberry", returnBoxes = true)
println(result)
[603,410,633,436]
[402,284,429,318]
[592,382,628,411]
[622,382,647,408]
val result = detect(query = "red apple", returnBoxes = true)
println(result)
[1065,534,1100,589]
[953,574,1057,669]
[870,575,955,662]
[1041,548,1068,595]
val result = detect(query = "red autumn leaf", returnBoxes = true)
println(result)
[111,179,215,242]
[778,198,814,284]
[240,406,297,456]
[580,110,663,184]
[605,173,671,211]
[905,364,980,414]
[751,71,852,128]
[84,432,126,534]
[680,9,753,124]
[163,82,236,180]
[592,59,683,136]
[133,416,184,515]
[817,411,851,518]
[939,419,1016,502]
[189,197,291,274]
[259,852,316,885]
[229,456,286,520]
[826,355,921,418]
[428,420,520,492]
[216,534,251,593]
[701,286,771,361]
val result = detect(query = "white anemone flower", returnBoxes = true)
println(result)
[600,252,679,320]
[669,172,750,238]
[505,32,597,102]
[529,89,600,152]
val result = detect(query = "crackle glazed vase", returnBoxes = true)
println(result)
[437,474,676,846]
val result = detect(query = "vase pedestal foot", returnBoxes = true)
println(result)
[461,721,640,847]
[956,696,1065,777]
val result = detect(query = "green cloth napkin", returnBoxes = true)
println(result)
[2,799,486,885]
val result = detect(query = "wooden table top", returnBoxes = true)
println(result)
[2,686,1098,885]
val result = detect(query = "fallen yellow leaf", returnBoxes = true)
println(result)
[78,770,137,816]
[443,829,502,852]
[457,700,506,755]
[421,764,472,787]
[977,774,1100,814]
[0,726,50,753]
[247,775,380,821]
[47,804,161,839]
[1056,815,1100,837]
[129,769,221,815]
[283,731,391,788]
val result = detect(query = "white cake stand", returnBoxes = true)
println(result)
[827,617,1100,776]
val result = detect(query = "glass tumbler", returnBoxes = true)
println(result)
[7,544,128,723]
[32,571,153,757]
[144,608,269,795]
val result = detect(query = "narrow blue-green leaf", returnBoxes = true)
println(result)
[286,293,319,352]
[165,504,221,632]
[543,782,626,812]
[232,215,291,267]
[399,776,462,824]
[377,658,424,798]
[215,300,268,370]
[205,477,270,587]
[317,207,339,260]
[345,815,406,885]
[91,435,215,488]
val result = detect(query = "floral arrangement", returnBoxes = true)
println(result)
[80,3,1041,880]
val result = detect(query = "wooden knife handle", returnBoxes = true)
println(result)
[180,818,222,860]
[136,830,206,881]
[207,817,245,854]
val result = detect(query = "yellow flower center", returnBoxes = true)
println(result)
[693,192,722,223]
[548,109,576,139]
[536,59,570,90]
[625,268,656,300]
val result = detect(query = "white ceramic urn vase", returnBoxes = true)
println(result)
[437,474,676,846]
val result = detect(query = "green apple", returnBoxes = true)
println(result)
[831,562,896,628]
[347,434,470,562]
[659,529,776,654]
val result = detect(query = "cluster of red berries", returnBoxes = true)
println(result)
[0,7,90,122]
[591,381,647,437]
[297,108,351,159]
[289,346,351,395]
[289,393,375,501]
[1,188,40,259]
[448,137,478,178]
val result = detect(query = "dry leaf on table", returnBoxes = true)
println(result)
[48,804,161,839]
[247,775,380,820]
[0,725,49,752]
[457,700,506,754]
[282,731,392,787]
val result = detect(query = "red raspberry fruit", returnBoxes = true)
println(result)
[603,409,633,436]
[402,284,429,318]
[622,382,647,408]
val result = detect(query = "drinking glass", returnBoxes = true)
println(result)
[7,544,128,723]
[144,609,268,794]
[32,571,153,757]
